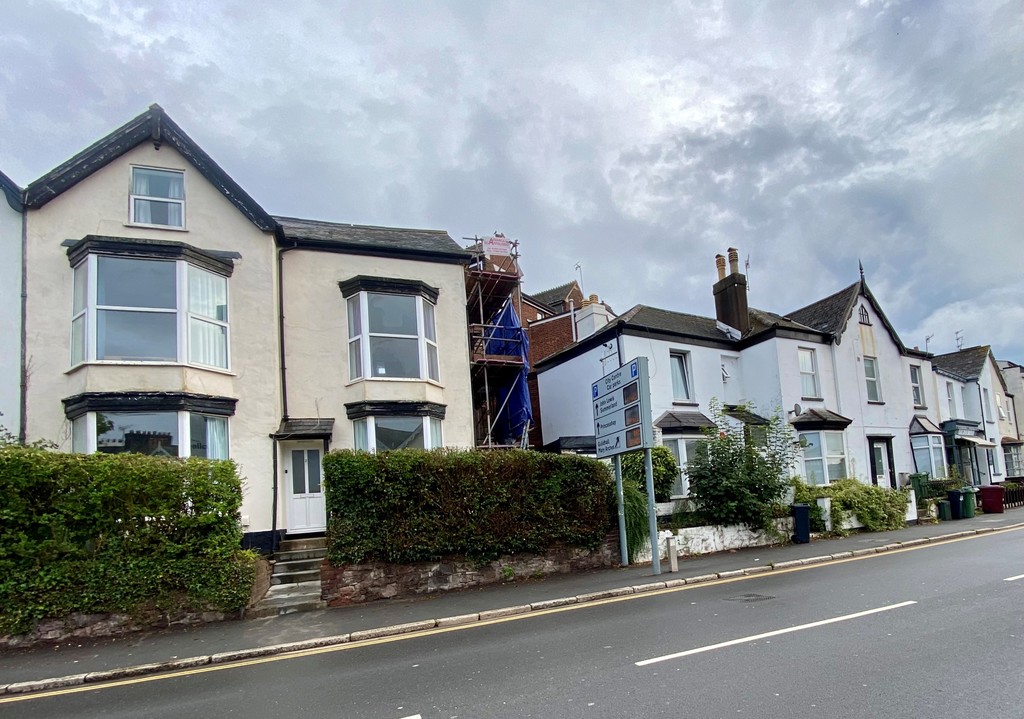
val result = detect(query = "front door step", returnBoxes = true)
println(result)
[249,580,325,618]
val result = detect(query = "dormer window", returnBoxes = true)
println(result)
[131,167,185,228]
[858,305,870,325]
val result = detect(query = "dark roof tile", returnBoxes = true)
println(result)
[787,282,860,335]
[931,346,992,381]
[274,215,469,260]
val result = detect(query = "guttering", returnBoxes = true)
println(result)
[17,206,27,443]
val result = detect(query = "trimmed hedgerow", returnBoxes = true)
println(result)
[323,449,614,564]
[0,447,256,636]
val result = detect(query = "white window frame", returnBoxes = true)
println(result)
[72,410,229,458]
[911,434,947,478]
[662,436,704,498]
[988,447,1002,476]
[129,166,186,229]
[670,351,692,401]
[1003,444,1023,477]
[864,356,882,402]
[347,291,439,383]
[910,365,924,407]
[798,347,820,399]
[946,382,956,419]
[983,388,994,423]
[799,430,848,485]
[69,255,230,370]
[996,393,1007,420]
[352,416,443,452]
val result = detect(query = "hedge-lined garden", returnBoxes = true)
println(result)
[0,447,256,636]
[323,449,614,564]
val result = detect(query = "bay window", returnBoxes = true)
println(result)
[800,431,847,485]
[663,437,703,497]
[353,416,443,451]
[342,277,440,382]
[1003,444,1023,477]
[65,391,235,458]
[69,243,230,369]
[911,435,947,478]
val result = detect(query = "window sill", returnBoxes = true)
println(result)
[671,400,699,407]
[801,396,824,402]
[124,222,188,232]
[914,405,928,410]
[347,377,444,388]
[66,361,236,377]
[867,400,885,405]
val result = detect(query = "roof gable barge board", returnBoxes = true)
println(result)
[0,169,21,211]
[24,104,275,231]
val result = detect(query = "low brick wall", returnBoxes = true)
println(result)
[322,534,619,606]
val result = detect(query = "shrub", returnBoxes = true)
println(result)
[621,479,651,564]
[792,478,909,533]
[621,445,678,502]
[686,401,798,532]
[323,449,614,564]
[0,447,255,636]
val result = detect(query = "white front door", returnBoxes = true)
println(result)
[284,442,326,533]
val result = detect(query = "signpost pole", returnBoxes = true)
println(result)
[644,447,661,575]
[613,454,628,566]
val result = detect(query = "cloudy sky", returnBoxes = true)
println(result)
[2,1,1022,359]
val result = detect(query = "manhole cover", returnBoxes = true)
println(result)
[724,593,775,603]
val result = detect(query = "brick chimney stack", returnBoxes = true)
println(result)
[713,248,749,336]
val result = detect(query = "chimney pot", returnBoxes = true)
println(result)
[728,247,739,275]
[715,254,726,281]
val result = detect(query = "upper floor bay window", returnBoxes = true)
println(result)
[910,365,924,407]
[347,291,438,381]
[864,356,882,402]
[799,348,819,398]
[71,254,229,369]
[131,167,185,228]
[670,351,692,401]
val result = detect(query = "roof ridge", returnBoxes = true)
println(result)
[273,215,449,234]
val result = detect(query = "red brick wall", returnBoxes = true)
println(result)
[526,315,575,366]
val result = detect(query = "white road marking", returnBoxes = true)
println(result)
[1004,574,1024,582]
[397,715,422,719]
[635,601,917,666]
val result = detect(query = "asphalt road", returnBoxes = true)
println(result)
[5,528,1023,719]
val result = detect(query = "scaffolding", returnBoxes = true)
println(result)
[464,236,528,448]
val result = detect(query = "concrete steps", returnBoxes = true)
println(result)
[250,536,327,617]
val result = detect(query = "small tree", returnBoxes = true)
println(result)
[686,400,798,532]
[621,445,678,502]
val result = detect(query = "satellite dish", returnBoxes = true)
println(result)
[793,403,803,416]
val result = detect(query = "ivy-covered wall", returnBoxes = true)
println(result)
[0,447,256,637]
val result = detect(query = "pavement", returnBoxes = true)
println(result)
[2,510,1022,696]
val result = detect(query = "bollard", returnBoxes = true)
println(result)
[667,535,679,573]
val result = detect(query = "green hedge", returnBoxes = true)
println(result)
[323,449,614,564]
[0,447,256,636]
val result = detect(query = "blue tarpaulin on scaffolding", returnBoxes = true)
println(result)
[485,302,533,444]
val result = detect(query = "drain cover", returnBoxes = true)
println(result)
[724,593,775,603]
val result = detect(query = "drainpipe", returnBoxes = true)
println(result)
[828,336,842,415]
[569,299,577,342]
[272,242,296,553]
[17,207,27,444]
